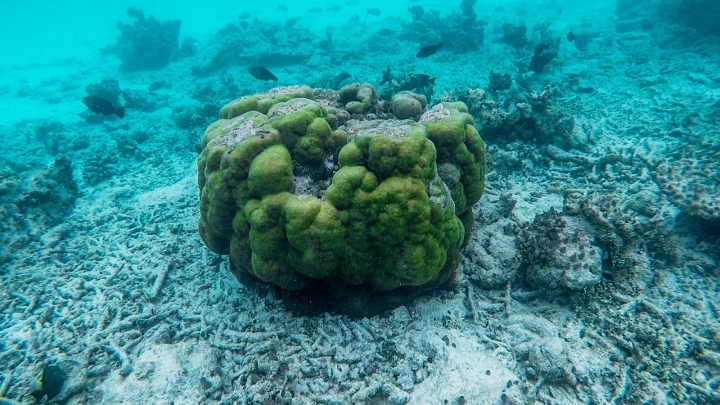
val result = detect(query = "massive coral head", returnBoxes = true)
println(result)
[196,84,486,315]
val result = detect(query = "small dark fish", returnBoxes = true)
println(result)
[31,365,66,402]
[335,72,351,81]
[378,28,394,37]
[530,44,557,73]
[567,31,575,42]
[238,12,251,20]
[308,7,324,13]
[398,73,436,91]
[416,43,444,58]
[332,72,351,89]
[82,96,125,118]
[278,5,288,11]
[285,17,300,29]
[327,5,341,12]
[410,73,436,87]
[148,81,167,91]
[367,8,381,16]
[248,66,278,81]
[240,21,249,29]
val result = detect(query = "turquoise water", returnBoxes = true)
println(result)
[1,0,719,404]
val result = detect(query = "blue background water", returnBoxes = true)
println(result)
[0,0,613,125]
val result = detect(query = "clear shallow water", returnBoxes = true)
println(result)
[1,0,719,404]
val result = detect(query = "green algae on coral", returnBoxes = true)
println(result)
[197,84,485,314]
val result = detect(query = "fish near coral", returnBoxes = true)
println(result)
[82,96,125,118]
[248,66,278,81]
[416,43,444,58]
[529,43,558,73]
[408,74,436,88]
[332,72,352,89]
[30,365,66,402]
[285,17,300,29]
[367,8,381,16]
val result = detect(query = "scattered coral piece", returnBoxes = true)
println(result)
[0,158,80,257]
[487,70,512,92]
[502,22,528,48]
[113,8,181,71]
[456,86,582,150]
[16,158,79,230]
[517,211,602,293]
[82,149,120,186]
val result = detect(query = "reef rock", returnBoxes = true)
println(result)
[196,84,486,315]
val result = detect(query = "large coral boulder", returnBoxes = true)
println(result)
[197,84,486,315]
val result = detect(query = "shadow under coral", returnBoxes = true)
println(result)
[228,259,456,319]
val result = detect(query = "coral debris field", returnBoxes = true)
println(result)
[0,0,719,404]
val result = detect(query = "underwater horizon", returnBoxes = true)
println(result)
[1,0,719,403]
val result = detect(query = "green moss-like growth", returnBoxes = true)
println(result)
[391,92,427,120]
[328,120,463,291]
[198,84,485,316]
[421,103,485,216]
[339,83,378,112]
[220,85,315,119]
